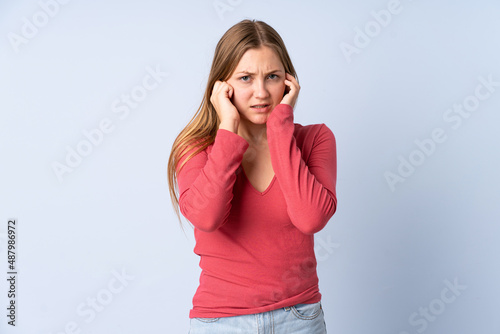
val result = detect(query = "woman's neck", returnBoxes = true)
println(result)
[237,119,268,147]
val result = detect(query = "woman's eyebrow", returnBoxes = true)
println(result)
[235,69,284,75]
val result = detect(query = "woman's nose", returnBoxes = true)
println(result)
[253,80,270,98]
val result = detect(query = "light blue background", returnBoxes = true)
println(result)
[1,0,499,333]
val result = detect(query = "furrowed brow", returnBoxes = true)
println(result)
[235,69,284,75]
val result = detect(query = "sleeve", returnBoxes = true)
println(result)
[266,103,337,235]
[176,129,249,232]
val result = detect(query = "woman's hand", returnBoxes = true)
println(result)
[280,73,300,110]
[210,81,240,128]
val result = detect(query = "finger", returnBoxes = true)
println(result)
[213,81,221,93]
[286,73,298,84]
[287,78,299,90]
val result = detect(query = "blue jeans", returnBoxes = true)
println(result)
[189,301,326,333]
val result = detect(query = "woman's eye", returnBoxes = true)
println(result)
[268,74,278,80]
[240,76,250,81]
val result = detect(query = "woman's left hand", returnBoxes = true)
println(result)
[280,73,300,110]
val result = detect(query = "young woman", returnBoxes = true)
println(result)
[167,19,337,333]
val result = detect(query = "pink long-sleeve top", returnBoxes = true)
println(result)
[176,103,337,318]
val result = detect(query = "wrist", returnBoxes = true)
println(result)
[218,119,239,133]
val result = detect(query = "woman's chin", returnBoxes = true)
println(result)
[240,113,269,125]
[249,115,269,125]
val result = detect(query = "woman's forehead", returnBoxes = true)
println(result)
[233,47,284,73]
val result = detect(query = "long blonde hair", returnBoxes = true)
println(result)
[167,19,297,231]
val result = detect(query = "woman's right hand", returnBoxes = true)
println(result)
[210,81,240,128]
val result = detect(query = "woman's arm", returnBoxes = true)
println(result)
[267,103,337,235]
[176,129,249,232]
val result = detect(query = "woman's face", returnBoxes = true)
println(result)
[226,46,286,124]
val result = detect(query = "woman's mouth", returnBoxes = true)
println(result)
[251,104,271,112]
